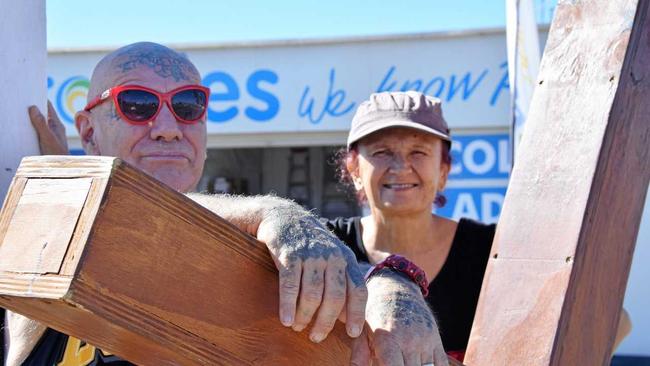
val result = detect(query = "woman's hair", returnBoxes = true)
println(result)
[333,140,452,207]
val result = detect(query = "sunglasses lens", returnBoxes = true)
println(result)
[171,89,207,122]
[116,89,159,122]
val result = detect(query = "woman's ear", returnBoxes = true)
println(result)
[352,176,364,191]
[75,111,100,155]
[345,154,363,190]
[438,158,451,192]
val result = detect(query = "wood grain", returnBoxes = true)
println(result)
[464,1,650,365]
[0,178,91,274]
[0,156,351,365]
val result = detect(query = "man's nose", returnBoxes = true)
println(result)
[149,102,183,141]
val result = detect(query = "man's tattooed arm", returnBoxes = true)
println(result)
[351,267,449,366]
[186,193,367,343]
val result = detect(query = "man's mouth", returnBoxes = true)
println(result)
[141,152,190,161]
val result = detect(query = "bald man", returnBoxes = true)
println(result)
[2,42,369,366]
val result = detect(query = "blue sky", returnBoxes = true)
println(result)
[46,0,556,49]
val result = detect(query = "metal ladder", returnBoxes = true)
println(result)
[287,148,311,207]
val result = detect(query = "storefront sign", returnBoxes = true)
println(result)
[47,31,514,137]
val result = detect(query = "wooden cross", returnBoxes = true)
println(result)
[464,0,650,365]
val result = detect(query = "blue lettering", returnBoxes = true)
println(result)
[490,61,510,106]
[447,70,488,101]
[47,76,54,89]
[376,66,486,101]
[245,70,280,122]
[202,71,239,123]
[298,69,355,124]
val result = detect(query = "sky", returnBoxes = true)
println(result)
[46,0,557,49]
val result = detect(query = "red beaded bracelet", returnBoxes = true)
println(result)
[364,254,430,297]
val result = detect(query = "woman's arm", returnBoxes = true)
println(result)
[613,308,632,352]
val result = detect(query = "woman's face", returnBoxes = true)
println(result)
[350,127,450,215]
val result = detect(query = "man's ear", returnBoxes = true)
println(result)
[75,111,100,155]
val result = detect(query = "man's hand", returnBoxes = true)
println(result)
[256,212,367,342]
[187,194,368,342]
[351,268,448,366]
[28,101,69,155]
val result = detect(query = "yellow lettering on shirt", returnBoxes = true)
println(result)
[57,337,95,366]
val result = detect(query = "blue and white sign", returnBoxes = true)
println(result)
[438,133,510,223]
[47,31,516,137]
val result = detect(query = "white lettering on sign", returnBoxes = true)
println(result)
[452,193,480,220]
[498,139,510,173]
[464,140,496,175]
[481,192,504,223]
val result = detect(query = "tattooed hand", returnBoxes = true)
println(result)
[28,101,69,155]
[351,268,448,366]
[187,193,368,342]
[256,205,368,342]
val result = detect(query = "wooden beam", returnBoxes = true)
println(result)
[465,1,650,365]
[0,156,352,365]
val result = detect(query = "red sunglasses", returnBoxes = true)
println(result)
[84,84,210,125]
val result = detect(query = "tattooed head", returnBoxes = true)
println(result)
[88,42,201,99]
[75,42,207,193]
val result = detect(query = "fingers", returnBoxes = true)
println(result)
[277,257,302,327]
[310,256,347,342]
[345,272,367,338]
[28,105,48,134]
[373,337,405,366]
[350,327,372,366]
[47,101,66,136]
[403,353,421,366]
[431,326,449,366]
[28,102,69,155]
[292,260,325,332]
[46,100,58,124]
[420,351,435,366]
[433,347,449,366]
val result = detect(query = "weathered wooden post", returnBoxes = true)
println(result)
[465,1,650,365]
[0,0,46,200]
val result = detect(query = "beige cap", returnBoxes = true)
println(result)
[347,91,450,148]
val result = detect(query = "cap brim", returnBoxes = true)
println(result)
[347,119,450,148]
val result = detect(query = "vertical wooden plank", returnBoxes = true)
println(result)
[465,0,650,365]
[0,0,46,200]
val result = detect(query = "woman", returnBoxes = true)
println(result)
[325,91,493,362]
[324,91,631,363]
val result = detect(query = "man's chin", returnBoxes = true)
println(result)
[138,165,198,193]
